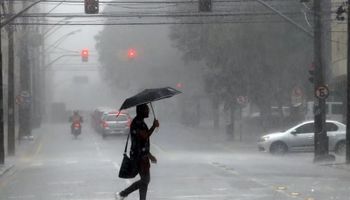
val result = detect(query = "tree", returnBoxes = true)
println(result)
[169,1,313,131]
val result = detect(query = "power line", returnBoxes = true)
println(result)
[5,11,308,18]
[7,0,297,3]
[3,19,328,26]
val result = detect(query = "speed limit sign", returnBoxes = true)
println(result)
[315,85,329,99]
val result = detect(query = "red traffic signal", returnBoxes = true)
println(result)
[176,82,183,89]
[127,48,137,59]
[308,62,315,83]
[81,48,89,62]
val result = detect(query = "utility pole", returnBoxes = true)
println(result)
[347,0,350,164]
[7,0,15,156]
[313,0,333,162]
[0,2,4,165]
[19,0,32,139]
[0,0,44,163]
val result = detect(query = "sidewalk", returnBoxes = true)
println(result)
[0,124,46,178]
[321,159,350,172]
[0,157,15,177]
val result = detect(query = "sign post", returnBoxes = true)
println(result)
[236,96,249,142]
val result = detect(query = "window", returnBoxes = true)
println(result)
[104,114,128,121]
[326,123,338,132]
[296,123,314,134]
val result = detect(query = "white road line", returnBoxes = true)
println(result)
[94,191,113,195]
[165,194,234,199]
[65,160,79,164]
[212,187,228,191]
[51,192,74,197]
[47,181,84,185]
[63,199,112,200]
[100,159,112,162]
[8,194,36,199]
[29,162,43,167]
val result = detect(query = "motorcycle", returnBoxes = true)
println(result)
[71,122,82,139]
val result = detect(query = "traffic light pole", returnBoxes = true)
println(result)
[0,5,4,165]
[313,0,333,162]
[346,0,350,164]
[7,0,15,156]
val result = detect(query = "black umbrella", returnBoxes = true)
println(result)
[119,87,181,118]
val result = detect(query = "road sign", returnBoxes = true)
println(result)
[15,95,22,105]
[237,96,248,105]
[291,86,303,107]
[315,85,329,99]
[18,91,31,107]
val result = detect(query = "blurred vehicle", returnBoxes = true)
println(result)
[91,107,114,133]
[258,120,346,155]
[69,110,83,139]
[99,111,131,138]
[71,121,82,139]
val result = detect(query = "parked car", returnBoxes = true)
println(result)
[258,120,346,155]
[100,111,131,138]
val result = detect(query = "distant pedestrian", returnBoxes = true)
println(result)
[115,104,159,200]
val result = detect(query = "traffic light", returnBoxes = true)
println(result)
[176,82,183,89]
[199,0,212,12]
[84,0,99,14]
[127,48,137,59]
[308,63,315,83]
[81,48,89,62]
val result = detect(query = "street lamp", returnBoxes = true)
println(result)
[40,29,81,122]
[43,17,73,39]
[45,29,81,52]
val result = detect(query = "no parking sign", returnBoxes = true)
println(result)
[236,96,249,106]
[315,85,329,99]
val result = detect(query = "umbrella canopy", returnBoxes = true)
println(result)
[119,87,181,112]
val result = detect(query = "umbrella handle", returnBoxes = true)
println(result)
[150,102,159,133]
[150,102,156,119]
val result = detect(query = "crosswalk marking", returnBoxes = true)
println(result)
[47,180,85,185]
[8,194,35,199]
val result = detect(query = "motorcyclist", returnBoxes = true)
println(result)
[69,110,83,133]
[69,110,83,123]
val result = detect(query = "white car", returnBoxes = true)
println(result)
[258,120,346,155]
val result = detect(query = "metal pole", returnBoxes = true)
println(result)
[346,0,350,164]
[313,0,331,162]
[150,102,156,119]
[7,0,15,155]
[0,0,43,29]
[256,0,313,37]
[19,0,32,139]
[0,3,5,165]
[313,0,322,160]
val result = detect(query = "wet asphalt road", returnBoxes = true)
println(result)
[1,122,350,200]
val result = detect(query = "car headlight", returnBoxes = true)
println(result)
[259,136,269,142]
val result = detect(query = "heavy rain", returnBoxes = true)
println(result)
[0,0,350,200]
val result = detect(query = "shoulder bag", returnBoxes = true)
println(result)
[118,133,138,179]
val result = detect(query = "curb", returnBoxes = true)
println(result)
[321,162,350,171]
[0,164,14,178]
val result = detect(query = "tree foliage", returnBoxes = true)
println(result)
[169,2,313,120]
